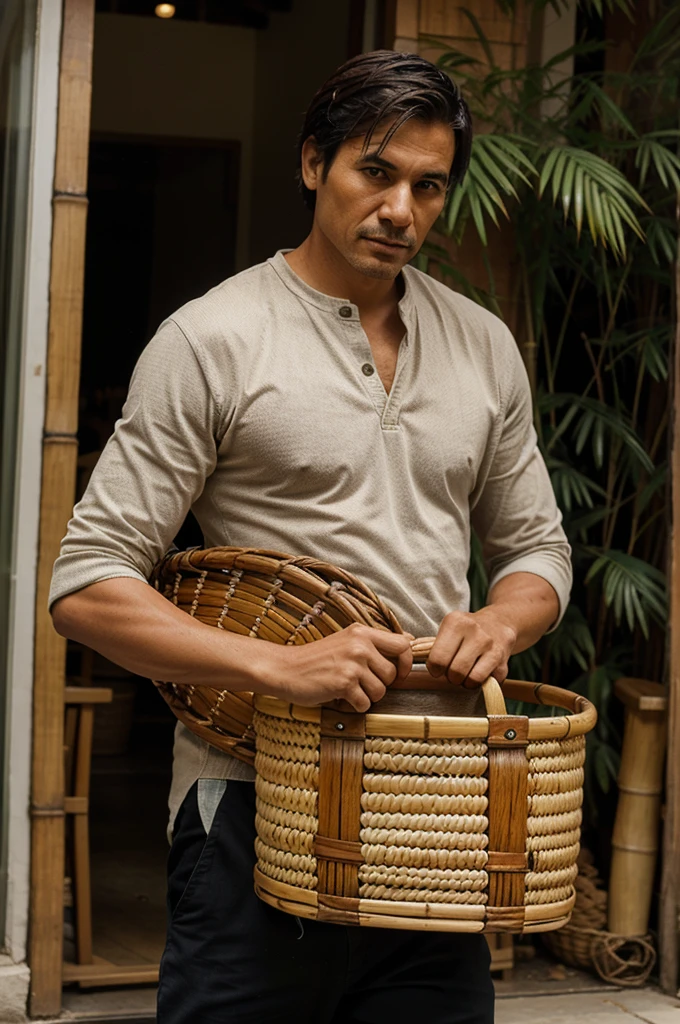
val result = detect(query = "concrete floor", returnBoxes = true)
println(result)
[496,989,680,1023]
[52,975,680,1023]
[46,986,680,1023]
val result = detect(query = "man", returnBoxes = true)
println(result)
[51,51,571,1024]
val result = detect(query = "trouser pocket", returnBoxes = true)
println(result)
[166,779,227,921]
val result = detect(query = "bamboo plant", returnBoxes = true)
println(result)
[418,0,680,805]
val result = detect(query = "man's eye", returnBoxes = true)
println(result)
[418,181,441,192]
[364,167,385,179]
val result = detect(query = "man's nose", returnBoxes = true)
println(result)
[378,183,415,228]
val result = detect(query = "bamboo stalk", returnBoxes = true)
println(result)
[609,678,667,936]
[29,0,95,1016]
[660,197,680,996]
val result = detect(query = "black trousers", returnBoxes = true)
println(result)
[157,781,495,1024]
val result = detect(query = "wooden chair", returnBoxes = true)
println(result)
[62,645,159,987]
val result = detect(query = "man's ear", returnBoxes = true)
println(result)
[300,136,324,193]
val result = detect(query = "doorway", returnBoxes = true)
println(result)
[63,133,239,989]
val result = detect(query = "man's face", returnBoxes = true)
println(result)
[302,118,454,281]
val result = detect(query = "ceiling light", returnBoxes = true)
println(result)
[155,3,176,16]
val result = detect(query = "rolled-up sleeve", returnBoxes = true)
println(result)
[470,334,572,629]
[49,320,221,609]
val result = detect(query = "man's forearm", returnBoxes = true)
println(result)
[51,576,413,712]
[52,577,273,690]
[484,571,560,653]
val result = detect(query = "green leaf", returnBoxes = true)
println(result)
[538,147,561,200]
[441,134,537,244]
[636,138,680,192]
[585,81,638,137]
[459,8,496,67]
[541,393,654,473]
[645,218,677,266]
[585,549,668,637]
[547,457,607,512]
[547,604,595,673]
[467,181,488,245]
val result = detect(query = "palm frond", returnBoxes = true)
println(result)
[547,457,607,511]
[630,5,680,66]
[537,147,646,258]
[635,134,680,191]
[541,393,654,473]
[635,464,667,517]
[458,8,497,67]
[580,80,638,137]
[547,604,595,673]
[585,549,668,637]
[444,135,535,242]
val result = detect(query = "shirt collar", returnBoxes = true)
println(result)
[268,249,415,322]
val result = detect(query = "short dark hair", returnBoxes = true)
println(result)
[297,50,472,210]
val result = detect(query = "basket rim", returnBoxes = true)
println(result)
[150,545,403,633]
[253,677,597,741]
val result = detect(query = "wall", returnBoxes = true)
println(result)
[90,13,257,270]
[249,0,352,265]
[393,0,576,336]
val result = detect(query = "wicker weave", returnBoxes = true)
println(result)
[151,547,401,763]
[252,678,595,934]
[543,850,657,986]
[152,545,597,934]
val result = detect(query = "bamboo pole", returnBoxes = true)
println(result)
[609,678,667,937]
[660,199,680,996]
[29,0,95,1015]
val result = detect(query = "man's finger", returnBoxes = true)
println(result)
[371,630,414,656]
[366,650,400,686]
[346,685,372,713]
[393,643,413,684]
[466,652,508,686]
[427,627,464,678]
[446,642,481,686]
[360,672,388,706]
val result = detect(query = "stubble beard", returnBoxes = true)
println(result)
[343,246,406,281]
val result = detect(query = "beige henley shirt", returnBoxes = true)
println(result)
[50,251,572,829]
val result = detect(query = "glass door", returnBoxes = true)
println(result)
[0,0,38,940]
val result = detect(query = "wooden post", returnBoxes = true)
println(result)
[29,0,95,1015]
[660,200,680,996]
[609,678,667,937]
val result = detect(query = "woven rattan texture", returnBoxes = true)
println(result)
[253,712,585,913]
[525,736,585,905]
[359,736,490,903]
[254,711,321,890]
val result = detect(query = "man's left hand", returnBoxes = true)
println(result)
[426,607,517,688]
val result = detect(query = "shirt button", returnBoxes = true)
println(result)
[361,363,375,376]
[338,305,353,318]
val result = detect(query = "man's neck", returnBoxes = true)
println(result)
[284,232,402,316]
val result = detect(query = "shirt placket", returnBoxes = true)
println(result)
[335,303,388,420]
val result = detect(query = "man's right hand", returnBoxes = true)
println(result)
[257,623,413,712]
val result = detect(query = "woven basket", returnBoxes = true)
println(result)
[543,849,607,968]
[151,547,401,763]
[253,667,596,934]
[152,546,597,934]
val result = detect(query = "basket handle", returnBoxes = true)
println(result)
[390,635,509,717]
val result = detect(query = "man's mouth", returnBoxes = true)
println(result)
[362,236,411,250]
